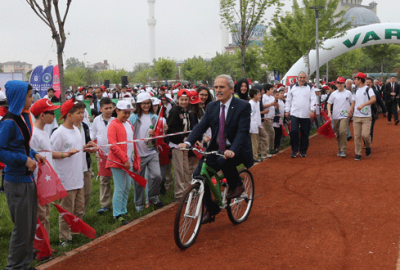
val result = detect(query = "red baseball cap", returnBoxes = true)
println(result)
[177,89,189,97]
[354,72,367,79]
[336,77,346,83]
[188,90,201,104]
[30,98,60,116]
[84,93,93,99]
[60,99,79,120]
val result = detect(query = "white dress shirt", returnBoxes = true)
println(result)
[285,83,316,118]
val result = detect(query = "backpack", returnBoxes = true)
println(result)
[365,88,378,120]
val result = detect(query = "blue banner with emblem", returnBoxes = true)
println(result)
[40,65,54,97]
[29,65,43,97]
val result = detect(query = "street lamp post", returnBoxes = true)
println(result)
[309,6,324,89]
[83,53,87,67]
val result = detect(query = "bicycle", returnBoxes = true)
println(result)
[173,148,255,250]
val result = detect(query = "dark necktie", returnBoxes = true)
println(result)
[219,104,226,151]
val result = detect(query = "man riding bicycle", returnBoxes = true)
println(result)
[179,74,253,224]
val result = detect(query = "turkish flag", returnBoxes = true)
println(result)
[53,203,96,239]
[281,124,289,137]
[154,107,170,166]
[193,143,204,160]
[34,218,52,260]
[37,160,68,206]
[317,119,335,139]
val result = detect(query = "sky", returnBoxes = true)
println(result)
[1,0,400,71]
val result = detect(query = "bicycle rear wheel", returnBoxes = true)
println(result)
[227,169,255,224]
[174,182,203,250]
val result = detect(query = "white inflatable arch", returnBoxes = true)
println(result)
[283,23,400,84]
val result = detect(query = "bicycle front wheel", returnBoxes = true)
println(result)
[174,182,203,250]
[227,169,255,224]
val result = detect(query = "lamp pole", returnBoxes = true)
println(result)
[83,53,87,67]
[309,6,324,89]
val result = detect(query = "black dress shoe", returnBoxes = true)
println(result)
[227,185,245,199]
[396,120,399,125]
[201,211,215,224]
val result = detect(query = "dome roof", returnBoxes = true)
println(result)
[343,7,380,27]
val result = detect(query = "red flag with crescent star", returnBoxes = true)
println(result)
[53,203,96,239]
[154,106,170,166]
[37,160,68,206]
[33,218,52,259]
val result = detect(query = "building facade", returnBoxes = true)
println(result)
[0,61,32,76]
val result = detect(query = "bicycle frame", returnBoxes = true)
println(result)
[199,158,226,207]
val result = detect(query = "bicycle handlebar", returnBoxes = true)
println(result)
[178,147,225,157]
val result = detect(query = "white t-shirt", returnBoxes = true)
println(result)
[79,124,89,172]
[327,90,353,119]
[136,114,156,157]
[123,121,135,166]
[273,100,285,128]
[51,125,84,191]
[353,86,375,118]
[31,126,54,180]
[83,109,91,127]
[262,94,276,119]
[44,118,59,137]
[249,99,262,134]
[102,92,108,98]
[90,115,115,155]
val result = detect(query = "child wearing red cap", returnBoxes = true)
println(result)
[30,99,65,239]
[166,89,196,201]
[50,100,95,247]
[327,77,353,158]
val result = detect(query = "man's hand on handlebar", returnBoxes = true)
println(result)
[178,143,189,149]
[223,150,235,159]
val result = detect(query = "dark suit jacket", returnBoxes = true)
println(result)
[186,96,254,169]
[384,82,400,102]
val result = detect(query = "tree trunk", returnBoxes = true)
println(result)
[240,45,246,78]
[381,58,383,82]
[57,47,66,103]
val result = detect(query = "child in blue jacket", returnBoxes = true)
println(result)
[0,80,45,270]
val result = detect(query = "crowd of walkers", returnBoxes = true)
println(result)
[0,71,399,269]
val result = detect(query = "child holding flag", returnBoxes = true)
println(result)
[129,93,164,212]
[107,100,140,225]
[30,99,62,237]
[0,81,46,269]
[90,97,115,214]
[50,99,94,246]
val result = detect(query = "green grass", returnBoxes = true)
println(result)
[0,153,175,269]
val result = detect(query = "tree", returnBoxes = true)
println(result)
[27,0,72,103]
[262,0,350,77]
[65,57,84,70]
[64,67,86,87]
[180,56,209,84]
[99,69,129,85]
[133,69,154,85]
[220,0,282,78]
[209,52,236,80]
[154,58,176,83]
[233,45,265,81]
[362,44,400,79]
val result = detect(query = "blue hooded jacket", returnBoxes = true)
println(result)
[0,80,37,183]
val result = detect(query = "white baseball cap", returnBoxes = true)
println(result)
[116,100,135,111]
[136,92,152,103]
[151,97,161,106]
